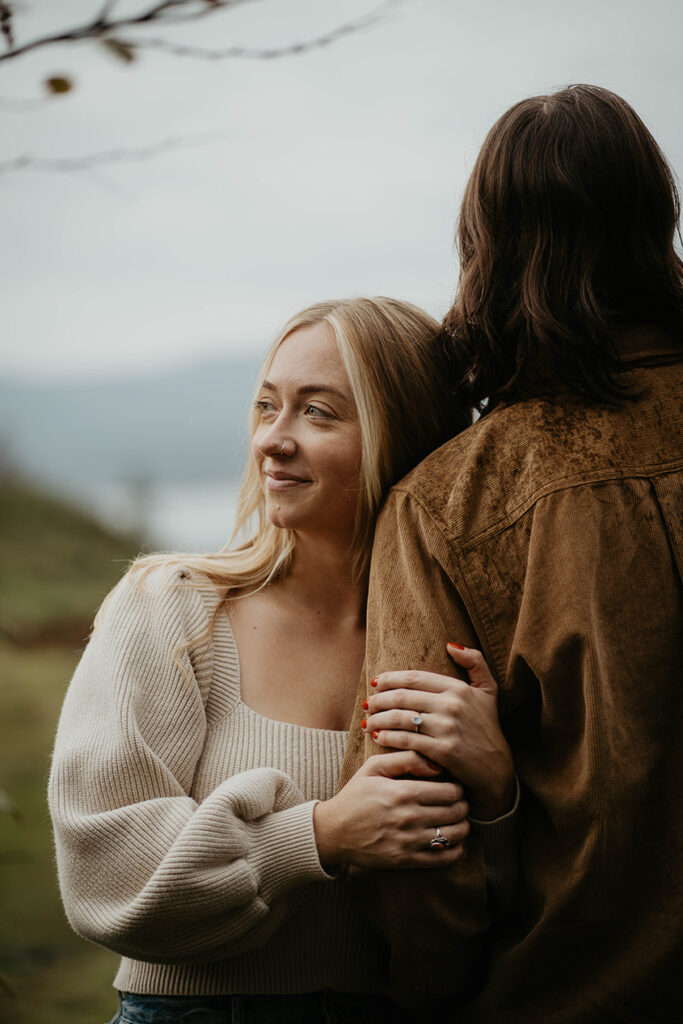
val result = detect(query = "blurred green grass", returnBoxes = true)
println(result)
[0,480,142,1024]
[0,481,137,644]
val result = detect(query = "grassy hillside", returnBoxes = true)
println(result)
[0,480,143,1024]
[0,479,141,645]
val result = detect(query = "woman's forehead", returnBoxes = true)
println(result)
[265,322,353,397]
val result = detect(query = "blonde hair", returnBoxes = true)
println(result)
[131,296,468,597]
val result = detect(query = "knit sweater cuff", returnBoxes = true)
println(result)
[467,776,521,919]
[468,775,521,863]
[245,800,333,904]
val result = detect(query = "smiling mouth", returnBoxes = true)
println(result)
[265,472,310,490]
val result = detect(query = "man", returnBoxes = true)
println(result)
[341,85,683,1021]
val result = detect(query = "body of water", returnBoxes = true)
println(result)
[75,478,243,553]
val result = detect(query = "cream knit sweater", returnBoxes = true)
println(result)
[48,564,387,995]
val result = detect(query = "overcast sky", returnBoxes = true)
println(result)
[1,0,682,382]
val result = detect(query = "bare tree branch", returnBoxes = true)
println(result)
[0,0,403,63]
[0,1,407,173]
[133,5,389,60]
[0,132,225,174]
[0,0,255,62]
[144,0,268,28]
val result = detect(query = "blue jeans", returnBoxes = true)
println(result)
[107,991,411,1024]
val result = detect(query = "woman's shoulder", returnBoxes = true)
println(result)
[121,554,208,587]
[82,558,226,708]
[99,557,222,640]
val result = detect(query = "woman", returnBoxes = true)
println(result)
[49,297,516,1024]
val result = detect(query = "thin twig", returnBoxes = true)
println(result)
[0,0,250,61]
[0,0,403,63]
[149,0,266,27]
[0,132,226,174]
[135,6,388,60]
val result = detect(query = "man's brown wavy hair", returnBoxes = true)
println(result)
[443,84,683,409]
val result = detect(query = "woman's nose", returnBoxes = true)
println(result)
[255,418,296,458]
[265,436,295,457]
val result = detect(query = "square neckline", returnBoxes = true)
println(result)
[221,606,350,737]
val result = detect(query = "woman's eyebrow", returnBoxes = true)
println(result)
[260,380,349,401]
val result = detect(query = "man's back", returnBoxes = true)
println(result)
[348,327,683,1021]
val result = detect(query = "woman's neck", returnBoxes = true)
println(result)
[280,534,367,627]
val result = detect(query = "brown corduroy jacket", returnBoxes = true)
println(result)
[340,327,683,1021]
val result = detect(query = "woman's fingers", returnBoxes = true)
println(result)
[370,669,455,694]
[399,817,471,860]
[363,708,437,736]
[446,643,498,695]
[395,844,465,869]
[408,781,465,807]
[361,754,465,806]
[360,750,441,779]
[387,799,471,852]
[362,649,501,779]
[364,688,446,715]
[420,801,470,827]
[368,727,448,767]
[391,802,469,837]
[321,752,472,870]
[421,819,470,848]
[366,646,497,710]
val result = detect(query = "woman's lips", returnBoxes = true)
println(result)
[265,472,310,491]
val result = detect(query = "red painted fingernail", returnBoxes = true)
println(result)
[360,719,367,730]
[447,642,465,650]
[372,731,379,740]
[370,678,378,687]
[362,699,369,710]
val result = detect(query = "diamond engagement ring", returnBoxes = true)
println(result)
[429,827,451,851]
[411,713,423,733]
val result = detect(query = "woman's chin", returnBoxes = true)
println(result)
[265,507,297,531]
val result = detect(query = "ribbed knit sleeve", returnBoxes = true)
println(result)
[48,566,331,964]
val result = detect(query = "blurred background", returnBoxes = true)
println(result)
[1,1,681,1021]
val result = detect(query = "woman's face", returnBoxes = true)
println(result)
[252,322,363,544]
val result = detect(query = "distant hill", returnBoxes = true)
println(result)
[0,356,261,493]
[0,478,145,646]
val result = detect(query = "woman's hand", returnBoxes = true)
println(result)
[313,751,469,871]
[361,644,515,821]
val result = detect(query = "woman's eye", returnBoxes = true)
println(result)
[254,399,275,414]
[304,404,330,419]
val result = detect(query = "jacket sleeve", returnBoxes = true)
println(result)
[48,567,331,965]
[341,488,521,1003]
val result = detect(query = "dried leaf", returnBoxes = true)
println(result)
[0,2,14,50]
[44,75,73,95]
[101,37,136,63]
